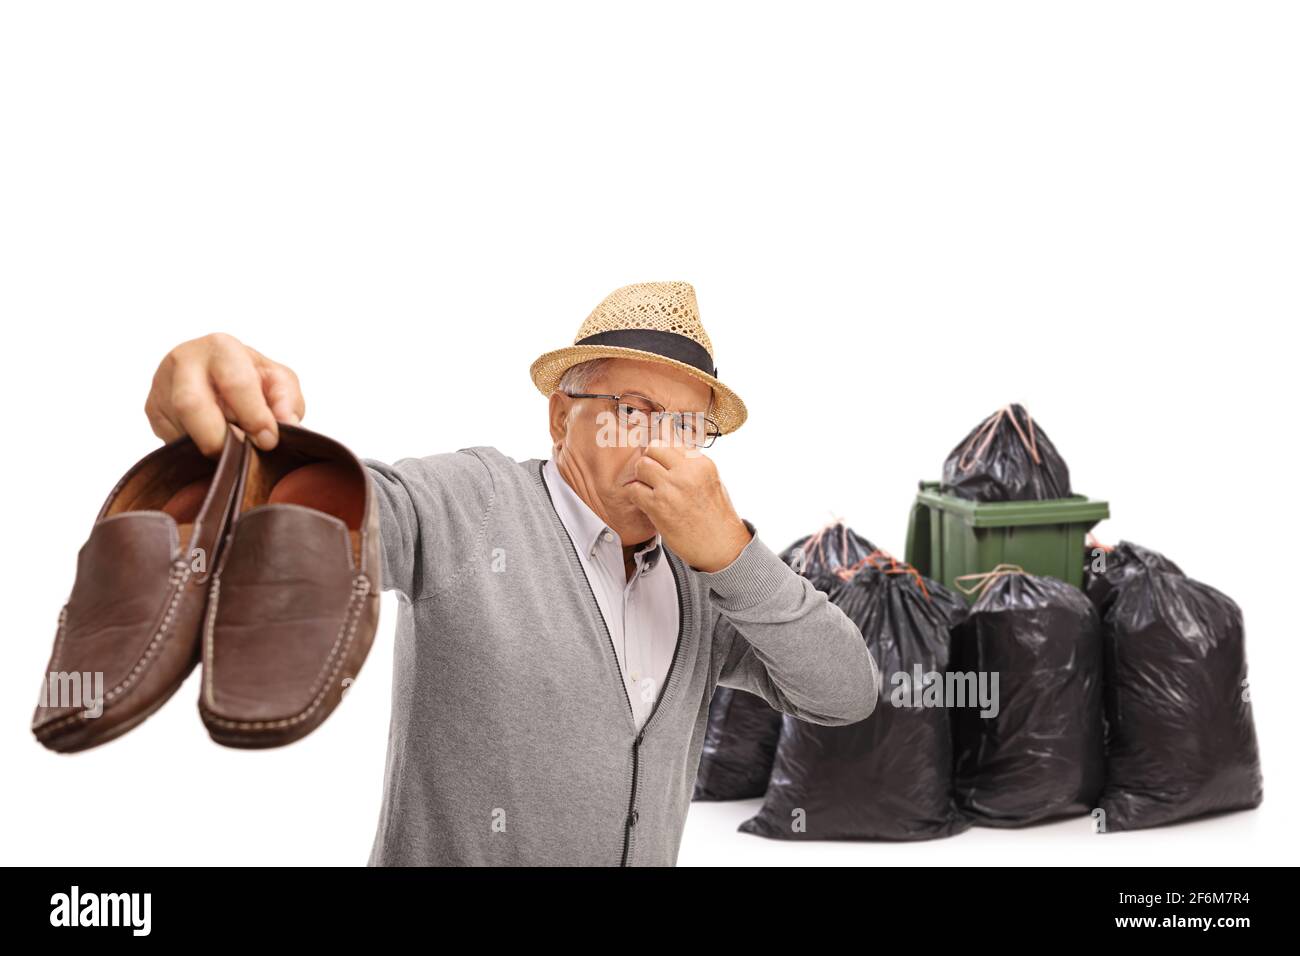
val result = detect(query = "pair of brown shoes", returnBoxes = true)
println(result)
[32,424,380,752]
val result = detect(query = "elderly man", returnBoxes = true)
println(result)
[144,280,878,866]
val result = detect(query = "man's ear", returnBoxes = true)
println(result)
[548,391,570,449]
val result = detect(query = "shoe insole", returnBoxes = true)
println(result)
[269,462,363,526]
[162,477,213,552]
[269,462,364,559]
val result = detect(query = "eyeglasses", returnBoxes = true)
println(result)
[564,391,722,449]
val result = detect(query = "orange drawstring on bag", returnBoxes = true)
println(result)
[953,563,1028,599]
[957,404,1041,473]
[797,517,864,575]
[838,548,931,601]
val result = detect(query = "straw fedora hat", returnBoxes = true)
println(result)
[529,281,748,434]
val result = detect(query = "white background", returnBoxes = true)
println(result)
[1,1,1295,866]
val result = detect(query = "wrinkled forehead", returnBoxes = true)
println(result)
[587,358,713,412]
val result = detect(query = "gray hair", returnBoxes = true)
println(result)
[556,358,714,415]
[556,358,617,396]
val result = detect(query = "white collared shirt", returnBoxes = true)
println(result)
[543,458,680,731]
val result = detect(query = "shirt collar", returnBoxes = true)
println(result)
[542,458,663,571]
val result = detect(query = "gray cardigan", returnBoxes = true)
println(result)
[362,447,878,866]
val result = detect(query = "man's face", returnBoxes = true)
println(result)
[549,358,714,545]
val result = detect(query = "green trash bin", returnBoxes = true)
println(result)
[904,481,1109,601]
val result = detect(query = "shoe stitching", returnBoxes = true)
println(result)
[36,562,192,737]
[202,574,372,732]
[201,575,223,708]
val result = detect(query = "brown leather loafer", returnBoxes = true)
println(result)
[33,429,247,753]
[199,424,380,749]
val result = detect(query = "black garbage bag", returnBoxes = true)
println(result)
[738,560,971,840]
[1082,539,1183,619]
[952,568,1104,826]
[693,523,877,801]
[693,681,784,801]
[780,523,878,591]
[1099,567,1263,831]
[941,403,1071,502]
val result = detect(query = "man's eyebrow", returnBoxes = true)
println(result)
[620,389,708,414]
[620,388,667,405]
